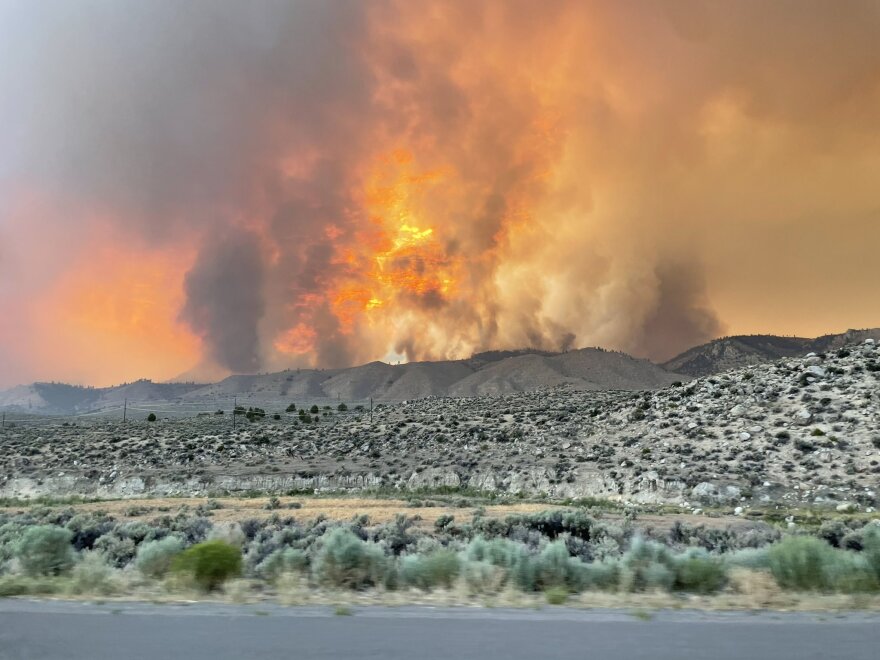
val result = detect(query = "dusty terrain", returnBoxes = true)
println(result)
[2,339,878,512]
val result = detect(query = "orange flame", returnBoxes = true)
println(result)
[327,150,459,335]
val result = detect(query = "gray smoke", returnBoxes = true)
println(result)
[181,230,265,373]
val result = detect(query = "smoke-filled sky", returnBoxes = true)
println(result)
[2,0,880,388]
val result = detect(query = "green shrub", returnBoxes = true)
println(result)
[460,559,506,593]
[724,547,771,570]
[618,537,675,592]
[434,515,455,532]
[768,536,835,591]
[581,559,620,591]
[545,585,569,604]
[93,533,136,568]
[147,413,157,422]
[673,549,727,594]
[861,525,880,581]
[16,526,74,576]
[0,575,62,597]
[313,528,388,589]
[135,536,184,579]
[69,552,119,595]
[171,540,242,591]
[463,537,538,591]
[256,548,308,581]
[534,541,587,591]
[400,550,460,590]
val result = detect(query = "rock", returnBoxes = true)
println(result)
[794,409,812,425]
[835,502,858,513]
[734,506,743,515]
[739,432,751,441]
[806,365,826,378]
[691,482,741,504]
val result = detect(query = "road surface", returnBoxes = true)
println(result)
[1,599,877,660]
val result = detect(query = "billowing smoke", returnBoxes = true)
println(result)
[2,0,880,385]
[181,230,265,373]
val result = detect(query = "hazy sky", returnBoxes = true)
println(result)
[2,0,880,387]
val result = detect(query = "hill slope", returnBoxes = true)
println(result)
[663,328,880,377]
[1,348,685,414]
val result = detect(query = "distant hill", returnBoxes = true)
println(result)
[10,329,877,415]
[448,349,679,397]
[0,380,205,415]
[0,348,684,415]
[663,328,880,377]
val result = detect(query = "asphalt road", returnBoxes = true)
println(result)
[1,600,877,660]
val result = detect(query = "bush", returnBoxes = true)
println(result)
[69,552,119,595]
[313,528,388,589]
[286,403,297,412]
[337,403,348,411]
[861,525,880,581]
[580,559,618,590]
[0,575,62,597]
[618,537,675,592]
[724,547,771,570]
[135,536,184,579]
[545,585,569,604]
[16,526,74,576]
[534,541,587,591]
[673,549,727,594]
[256,547,309,581]
[434,515,454,532]
[768,536,836,591]
[400,550,460,590]
[465,537,536,591]
[171,540,242,591]
[93,533,136,568]
[147,413,157,422]
[460,559,507,594]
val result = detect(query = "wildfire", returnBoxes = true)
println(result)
[325,150,459,336]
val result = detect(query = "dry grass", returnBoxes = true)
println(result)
[0,496,748,531]
[14,570,880,612]
[0,496,565,528]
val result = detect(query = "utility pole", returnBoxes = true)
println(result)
[1,412,5,429]
[370,397,373,424]
[232,396,237,430]
[123,398,127,425]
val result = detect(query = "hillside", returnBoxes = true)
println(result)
[1,348,685,415]
[663,328,880,377]
[2,337,877,509]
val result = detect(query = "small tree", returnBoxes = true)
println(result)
[337,403,348,411]
[310,405,319,414]
[286,403,297,413]
[147,413,157,422]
